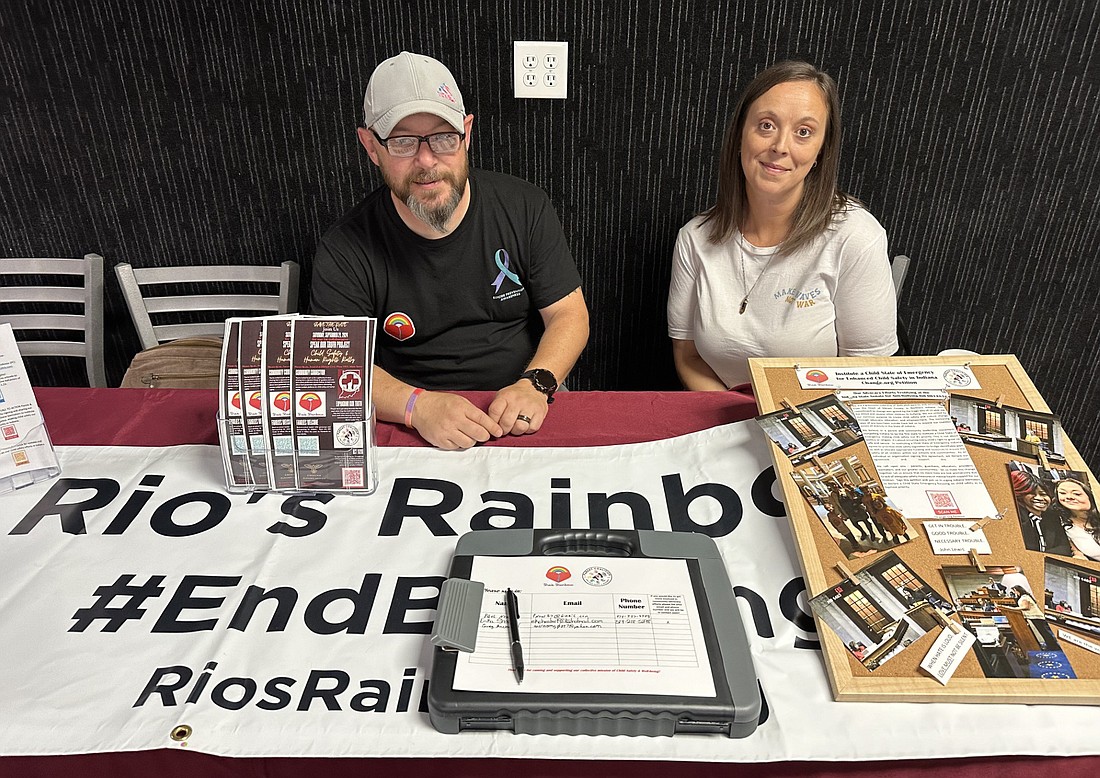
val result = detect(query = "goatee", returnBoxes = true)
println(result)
[406,182,464,234]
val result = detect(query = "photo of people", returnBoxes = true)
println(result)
[1045,556,1100,639]
[756,394,862,464]
[949,395,1066,462]
[941,564,1076,680]
[810,551,952,671]
[791,456,917,559]
[1007,462,1100,562]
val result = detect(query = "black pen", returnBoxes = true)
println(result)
[505,588,525,684]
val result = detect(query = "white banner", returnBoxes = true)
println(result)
[2,422,1099,760]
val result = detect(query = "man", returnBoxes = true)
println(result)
[311,52,589,450]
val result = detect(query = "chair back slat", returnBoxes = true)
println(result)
[0,254,106,387]
[114,261,300,349]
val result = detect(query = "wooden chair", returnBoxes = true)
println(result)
[114,261,300,349]
[0,254,107,387]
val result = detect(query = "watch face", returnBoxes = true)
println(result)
[523,369,557,394]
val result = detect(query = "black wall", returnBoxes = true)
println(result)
[2,0,1097,470]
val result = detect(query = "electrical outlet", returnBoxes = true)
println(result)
[513,41,568,99]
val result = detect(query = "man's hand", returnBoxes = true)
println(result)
[488,379,550,436]
[411,391,504,450]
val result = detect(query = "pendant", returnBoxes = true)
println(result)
[739,297,748,315]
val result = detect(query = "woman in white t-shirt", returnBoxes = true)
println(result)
[668,61,898,390]
[1052,477,1100,562]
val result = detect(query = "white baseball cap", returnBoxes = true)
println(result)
[362,51,466,137]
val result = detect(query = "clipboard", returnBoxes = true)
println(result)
[428,529,761,737]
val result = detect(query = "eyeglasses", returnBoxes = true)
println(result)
[370,129,465,157]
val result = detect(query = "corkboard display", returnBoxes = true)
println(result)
[750,355,1100,704]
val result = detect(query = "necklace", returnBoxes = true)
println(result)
[736,231,778,315]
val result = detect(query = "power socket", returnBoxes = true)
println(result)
[513,41,568,99]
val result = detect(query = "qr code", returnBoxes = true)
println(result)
[274,435,294,455]
[297,436,319,456]
[926,490,961,516]
[342,467,364,488]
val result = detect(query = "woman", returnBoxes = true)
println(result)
[1006,585,1058,651]
[1051,477,1100,562]
[668,61,897,390]
[1010,469,1072,556]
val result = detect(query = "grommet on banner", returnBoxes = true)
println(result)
[170,724,192,744]
[968,548,986,572]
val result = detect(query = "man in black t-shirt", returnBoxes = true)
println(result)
[311,52,589,450]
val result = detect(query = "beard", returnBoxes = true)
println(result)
[383,154,469,234]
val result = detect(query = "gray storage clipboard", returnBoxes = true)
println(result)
[428,529,761,737]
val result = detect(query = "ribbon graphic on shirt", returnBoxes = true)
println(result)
[491,249,521,293]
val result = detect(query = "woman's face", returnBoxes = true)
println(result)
[739,80,828,208]
[1019,488,1051,514]
[1057,480,1093,513]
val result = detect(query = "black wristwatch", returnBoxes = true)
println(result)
[520,368,558,404]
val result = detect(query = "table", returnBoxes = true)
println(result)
[4,388,1097,777]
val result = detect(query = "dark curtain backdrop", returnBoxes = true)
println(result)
[1,0,1097,470]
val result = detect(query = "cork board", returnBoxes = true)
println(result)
[749,355,1100,703]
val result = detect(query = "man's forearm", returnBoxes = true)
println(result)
[527,288,589,384]
[372,365,416,425]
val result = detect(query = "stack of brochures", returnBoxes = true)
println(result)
[218,316,378,495]
[0,323,62,494]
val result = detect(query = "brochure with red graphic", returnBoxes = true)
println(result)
[219,319,253,488]
[238,318,270,489]
[289,316,376,491]
[261,317,296,490]
[0,323,61,494]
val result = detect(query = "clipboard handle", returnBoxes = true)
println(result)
[538,530,637,557]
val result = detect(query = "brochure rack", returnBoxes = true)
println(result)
[216,315,378,496]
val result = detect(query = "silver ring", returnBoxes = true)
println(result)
[516,414,532,423]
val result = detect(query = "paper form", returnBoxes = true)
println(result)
[849,403,998,519]
[453,556,716,697]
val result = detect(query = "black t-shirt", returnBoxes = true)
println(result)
[310,170,581,390]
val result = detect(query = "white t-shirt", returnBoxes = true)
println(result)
[1066,524,1100,561]
[667,206,899,388]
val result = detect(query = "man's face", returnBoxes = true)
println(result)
[364,113,473,234]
